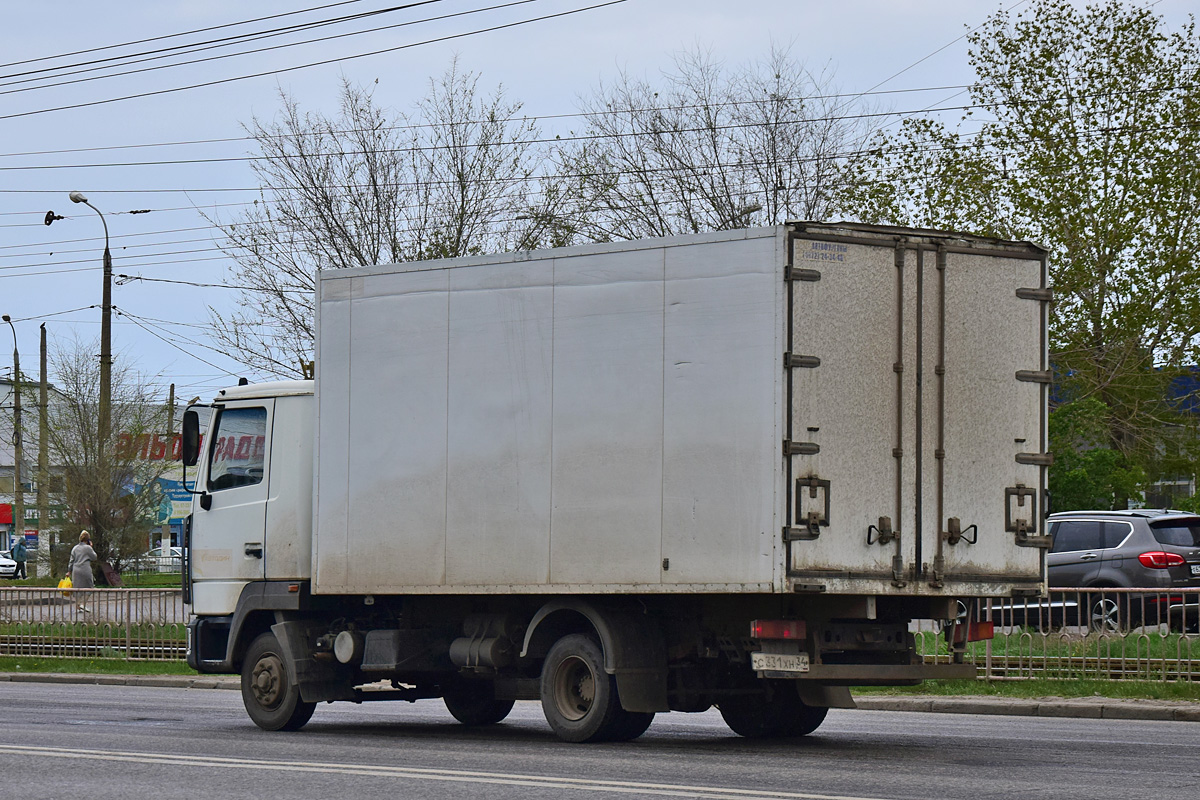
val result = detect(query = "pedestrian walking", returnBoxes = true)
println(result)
[10,535,27,580]
[67,530,98,612]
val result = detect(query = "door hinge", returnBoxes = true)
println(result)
[784,353,821,369]
[784,440,820,456]
[1016,370,1053,384]
[1016,287,1053,302]
[784,266,822,282]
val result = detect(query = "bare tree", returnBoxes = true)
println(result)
[207,60,552,378]
[565,45,874,241]
[43,335,169,573]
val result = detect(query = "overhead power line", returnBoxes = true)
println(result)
[0,0,627,121]
[0,2,430,86]
[0,1,367,71]
[0,1,521,96]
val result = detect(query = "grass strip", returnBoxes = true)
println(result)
[0,656,195,675]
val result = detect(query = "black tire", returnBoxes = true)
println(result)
[719,680,828,739]
[540,634,628,743]
[603,708,655,742]
[241,632,316,731]
[443,679,515,726]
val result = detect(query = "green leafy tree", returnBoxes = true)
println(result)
[1049,399,1144,511]
[840,0,1200,504]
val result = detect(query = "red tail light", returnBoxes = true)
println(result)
[952,620,995,644]
[1138,551,1186,569]
[750,619,806,639]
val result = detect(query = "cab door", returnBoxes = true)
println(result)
[192,401,272,584]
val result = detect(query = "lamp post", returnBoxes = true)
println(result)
[2,314,22,553]
[68,192,113,445]
[728,202,762,228]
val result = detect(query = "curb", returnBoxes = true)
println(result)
[853,695,1200,722]
[1,673,1197,722]
[0,672,239,690]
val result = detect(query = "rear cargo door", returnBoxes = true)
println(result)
[785,233,916,592]
[784,227,1047,596]
[933,246,1047,593]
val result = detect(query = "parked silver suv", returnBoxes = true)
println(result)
[1042,510,1200,632]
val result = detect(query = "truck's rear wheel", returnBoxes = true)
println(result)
[443,679,515,726]
[241,632,316,731]
[719,680,828,738]
[541,634,647,743]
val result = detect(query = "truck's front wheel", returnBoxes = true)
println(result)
[241,632,316,731]
[540,634,653,743]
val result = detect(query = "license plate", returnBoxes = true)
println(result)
[751,652,810,674]
[1191,564,1200,576]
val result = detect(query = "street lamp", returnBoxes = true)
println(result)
[68,192,113,446]
[728,203,762,228]
[1,314,22,552]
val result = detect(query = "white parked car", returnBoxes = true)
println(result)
[0,551,16,579]
[137,546,184,573]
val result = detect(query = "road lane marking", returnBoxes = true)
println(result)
[0,744,896,800]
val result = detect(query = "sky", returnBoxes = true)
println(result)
[0,0,1194,402]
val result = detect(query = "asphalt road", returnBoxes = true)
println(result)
[1,683,1197,800]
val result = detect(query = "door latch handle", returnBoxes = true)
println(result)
[1079,552,1099,560]
[244,543,263,559]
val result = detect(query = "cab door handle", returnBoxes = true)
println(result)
[1079,552,1099,561]
[244,543,263,559]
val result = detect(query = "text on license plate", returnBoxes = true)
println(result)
[1191,564,1200,576]
[750,652,810,673]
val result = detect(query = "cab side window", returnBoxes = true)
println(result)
[207,407,267,492]
[1050,520,1103,553]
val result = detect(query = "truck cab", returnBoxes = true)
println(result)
[184,381,313,664]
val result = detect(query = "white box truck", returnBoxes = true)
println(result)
[183,223,1050,741]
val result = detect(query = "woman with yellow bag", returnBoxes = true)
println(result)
[66,530,98,612]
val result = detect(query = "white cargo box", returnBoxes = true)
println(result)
[314,224,1048,597]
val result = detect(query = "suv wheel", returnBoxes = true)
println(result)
[1088,593,1135,634]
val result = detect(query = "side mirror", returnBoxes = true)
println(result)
[182,409,201,467]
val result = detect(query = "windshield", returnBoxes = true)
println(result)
[1150,518,1200,547]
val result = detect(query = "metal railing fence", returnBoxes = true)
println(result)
[918,587,1200,682]
[2,585,1199,679]
[0,587,186,661]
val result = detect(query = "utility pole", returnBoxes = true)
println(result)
[38,324,49,576]
[2,315,22,555]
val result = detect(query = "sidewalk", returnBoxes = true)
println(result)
[2,671,1198,722]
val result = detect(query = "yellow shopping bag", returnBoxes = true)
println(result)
[58,575,72,597]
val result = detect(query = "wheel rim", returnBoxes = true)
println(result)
[251,653,285,710]
[551,654,595,722]
[1091,598,1120,632]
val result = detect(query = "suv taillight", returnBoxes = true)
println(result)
[1138,551,1186,569]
